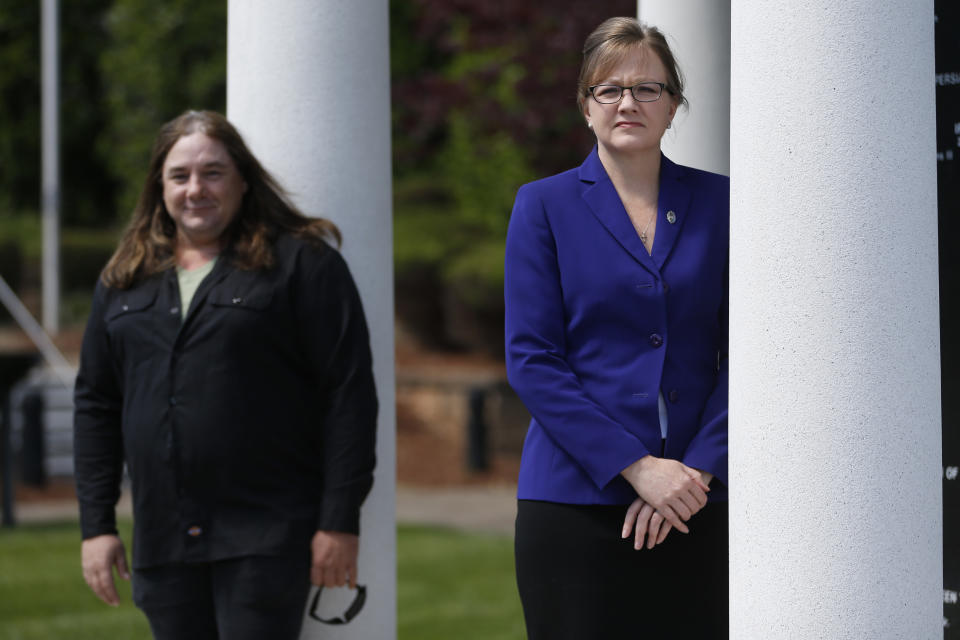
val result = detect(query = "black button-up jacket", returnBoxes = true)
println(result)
[74,234,377,569]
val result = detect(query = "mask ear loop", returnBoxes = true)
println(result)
[308,584,368,625]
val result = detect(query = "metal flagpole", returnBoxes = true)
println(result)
[41,0,60,334]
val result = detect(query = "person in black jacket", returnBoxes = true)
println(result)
[73,110,377,639]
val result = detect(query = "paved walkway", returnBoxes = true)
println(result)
[396,485,516,535]
[14,485,518,536]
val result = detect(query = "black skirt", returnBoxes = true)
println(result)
[515,499,728,639]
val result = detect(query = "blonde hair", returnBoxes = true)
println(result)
[576,17,687,113]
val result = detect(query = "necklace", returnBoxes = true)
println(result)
[635,211,656,244]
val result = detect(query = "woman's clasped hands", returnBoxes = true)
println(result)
[620,455,712,550]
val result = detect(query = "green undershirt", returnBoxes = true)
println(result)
[176,257,217,320]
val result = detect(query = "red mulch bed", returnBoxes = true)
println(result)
[396,401,520,487]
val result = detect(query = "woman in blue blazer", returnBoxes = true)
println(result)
[505,18,729,638]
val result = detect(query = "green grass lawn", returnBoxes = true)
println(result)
[0,521,523,640]
[0,520,147,639]
[397,526,524,640]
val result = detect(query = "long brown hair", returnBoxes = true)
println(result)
[101,110,341,289]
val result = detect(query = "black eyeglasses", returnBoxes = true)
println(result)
[588,82,670,104]
[308,584,367,625]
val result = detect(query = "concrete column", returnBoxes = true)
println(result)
[729,2,940,638]
[637,0,730,175]
[227,3,395,638]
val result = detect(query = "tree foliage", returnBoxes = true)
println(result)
[0,0,225,230]
[0,2,42,219]
[0,0,120,226]
[98,0,226,218]
[392,0,634,180]
[390,0,635,349]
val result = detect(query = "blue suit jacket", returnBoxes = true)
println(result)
[505,148,729,505]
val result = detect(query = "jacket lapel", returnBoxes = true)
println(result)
[579,148,658,275]
[651,155,691,270]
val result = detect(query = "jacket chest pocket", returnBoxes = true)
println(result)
[104,287,161,362]
[206,284,276,346]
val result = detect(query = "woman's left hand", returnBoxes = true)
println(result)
[620,456,709,532]
[622,498,674,550]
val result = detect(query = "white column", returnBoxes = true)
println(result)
[729,2,940,638]
[638,0,730,175]
[227,3,395,639]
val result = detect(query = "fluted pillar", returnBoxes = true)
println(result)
[227,3,395,638]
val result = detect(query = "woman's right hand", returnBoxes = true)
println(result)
[620,455,709,533]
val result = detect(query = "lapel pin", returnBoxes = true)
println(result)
[666,210,677,224]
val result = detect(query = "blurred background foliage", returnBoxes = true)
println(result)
[0,0,632,352]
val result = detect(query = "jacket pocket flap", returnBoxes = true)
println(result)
[209,288,273,310]
[105,288,158,321]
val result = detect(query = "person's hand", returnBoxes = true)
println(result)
[700,470,714,487]
[81,534,130,607]
[311,530,359,589]
[622,498,674,550]
[621,456,710,533]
